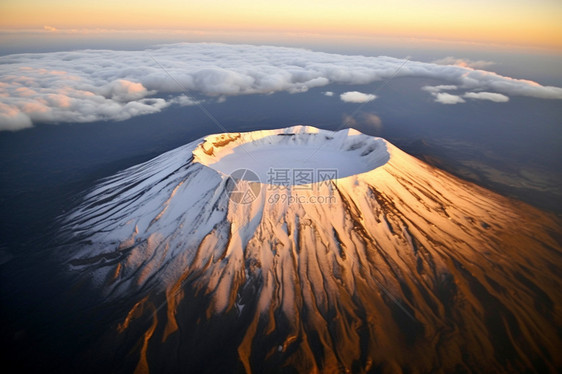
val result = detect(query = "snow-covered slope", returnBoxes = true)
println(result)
[61,126,562,373]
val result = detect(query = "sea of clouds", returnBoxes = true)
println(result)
[1,43,561,131]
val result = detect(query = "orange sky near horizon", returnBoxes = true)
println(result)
[1,0,561,50]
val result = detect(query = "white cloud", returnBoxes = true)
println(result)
[323,91,334,96]
[464,92,509,102]
[43,25,57,32]
[434,93,465,105]
[100,79,152,102]
[340,91,377,103]
[170,94,199,106]
[423,85,510,105]
[423,85,463,104]
[1,43,561,131]
[432,56,495,69]
[422,85,457,93]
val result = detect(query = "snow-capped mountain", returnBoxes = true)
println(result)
[60,126,562,373]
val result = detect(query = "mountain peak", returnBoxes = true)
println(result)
[61,126,562,373]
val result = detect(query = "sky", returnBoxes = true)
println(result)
[1,0,562,51]
[1,1,562,131]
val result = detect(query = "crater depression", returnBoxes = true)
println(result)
[193,126,390,184]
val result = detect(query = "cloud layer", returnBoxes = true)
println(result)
[1,43,561,130]
[435,92,466,105]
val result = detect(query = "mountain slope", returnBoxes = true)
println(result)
[60,126,562,373]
